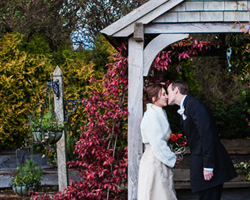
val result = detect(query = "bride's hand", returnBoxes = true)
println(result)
[175,157,180,167]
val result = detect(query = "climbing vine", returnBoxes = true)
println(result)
[54,46,128,200]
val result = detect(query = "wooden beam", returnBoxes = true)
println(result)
[144,23,246,34]
[221,138,250,154]
[101,0,169,36]
[174,181,250,190]
[128,37,144,200]
[112,0,185,37]
[143,34,189,76]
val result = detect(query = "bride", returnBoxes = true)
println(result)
[138,84,178,200]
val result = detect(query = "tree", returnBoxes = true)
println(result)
[0,0,149,48]
[0,0,79,49]
[72,0,149,48]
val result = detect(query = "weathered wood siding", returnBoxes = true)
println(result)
[154,1,250,23]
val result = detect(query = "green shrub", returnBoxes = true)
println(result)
[0,33,54,149]
[0,32,110,150]
[12,159,43,187]
[213,94,250,139]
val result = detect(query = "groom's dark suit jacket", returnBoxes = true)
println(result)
[181,95,237,193]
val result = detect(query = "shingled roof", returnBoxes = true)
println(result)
[101,0,250,47]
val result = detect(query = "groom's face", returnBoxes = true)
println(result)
[167,84,177,105]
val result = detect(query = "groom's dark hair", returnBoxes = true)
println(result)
[170,80,189,95]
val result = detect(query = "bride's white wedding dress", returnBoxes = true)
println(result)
[137,103,177,200]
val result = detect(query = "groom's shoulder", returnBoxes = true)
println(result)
[186,95,198,102]
[186,95,204,106]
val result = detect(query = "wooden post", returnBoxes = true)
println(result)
[128,37,144,200]
[53,66,69,191]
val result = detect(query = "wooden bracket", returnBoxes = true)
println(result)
[134,22,144,42]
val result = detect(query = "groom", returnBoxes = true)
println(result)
[167,80,237,200]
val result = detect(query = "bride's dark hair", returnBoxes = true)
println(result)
[143,84,164,111]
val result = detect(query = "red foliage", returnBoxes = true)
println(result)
[152,39,211,72]
[53,46,128,200]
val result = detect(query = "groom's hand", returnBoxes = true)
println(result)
[203,169,213,181]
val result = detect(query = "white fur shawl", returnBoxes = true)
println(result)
[140,103,176,167]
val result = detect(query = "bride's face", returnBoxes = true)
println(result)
[153,88,168,107]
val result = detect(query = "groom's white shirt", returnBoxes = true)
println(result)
[177,95,187,120]
[179,95,213,172]
[180,95,187,111]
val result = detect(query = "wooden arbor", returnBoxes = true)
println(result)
[101,0,250,199]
